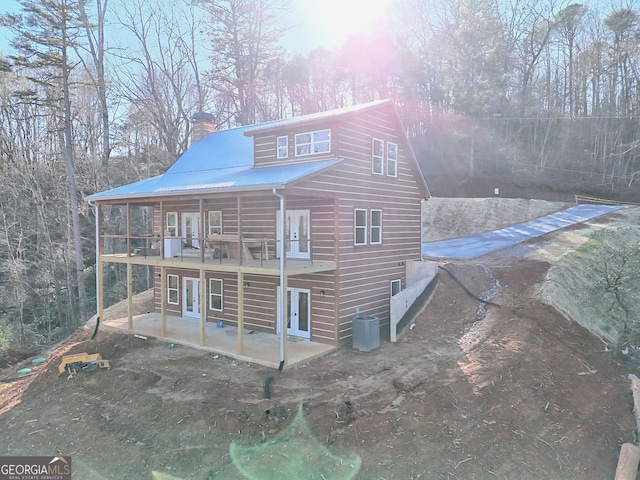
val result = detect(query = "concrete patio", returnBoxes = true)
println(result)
[101,313,336,369]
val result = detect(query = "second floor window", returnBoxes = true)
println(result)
[354,209,367,245]
[372,138,384,174]
[370,209,382,244]
[208,211,222,234]
[277,136,288,159]
[387,142,398,177]
[166,212,178,236]
[295,129,330,156]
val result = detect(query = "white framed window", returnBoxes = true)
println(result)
[370,209,382,244]
[372,138,384,174]
[277,135,288,159]
[166,212,178,237]
[209,278,223,311]
[168,274,179,305]
[354,209,367,246]
[295,129,330,156]
[391,279,401,297]
[208,210,222,234]
[387,142,398,177]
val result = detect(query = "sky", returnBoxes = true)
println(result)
[283,0,393,52]
[0,0,393,55]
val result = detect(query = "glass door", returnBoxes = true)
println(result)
[183,277,200,318]
[182,213,200,249]
[276,210,310,259]
[278,287,310,338]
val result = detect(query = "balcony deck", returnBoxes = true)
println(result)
[102,312,336,369]
[99,252,336,275]
[99,235,336,274]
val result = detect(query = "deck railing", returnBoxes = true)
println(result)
[99,233,331,267]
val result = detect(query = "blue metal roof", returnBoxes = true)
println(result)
[87,99,417,202]
[87,158,343,201]
[166,124,254,173]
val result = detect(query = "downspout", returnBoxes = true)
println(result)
[272,188,286,371]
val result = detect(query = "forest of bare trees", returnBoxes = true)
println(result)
[0,0,639,349]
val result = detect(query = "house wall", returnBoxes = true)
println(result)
[149,193,341,344]
[285,105,425,344]
[143,103,425,347]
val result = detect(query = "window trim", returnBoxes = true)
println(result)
[354,209,367,246]
[370,209,382,244]
[391,279,401,297]
[295,129,331,157]
[277,135,288,159]
[387,142,398,178]
[209,278,223,312]
[166,212,178,237]
[167,274,179,305]
[372,138,384,175]
[207,210,222,235]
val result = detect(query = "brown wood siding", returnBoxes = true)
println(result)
[287,272,337,343]
[286,107,424,344]
[159,198,239,236]
[253,121,340,167]
[116,103,426,348]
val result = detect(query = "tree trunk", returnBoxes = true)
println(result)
[61,24,87,325]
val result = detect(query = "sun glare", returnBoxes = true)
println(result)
[325,0,390,35]
[297,0,392,49]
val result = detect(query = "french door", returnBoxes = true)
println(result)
[277,287,310,338]
[183,277,200,318]
[182,213,200,248]
[276,209,310,259]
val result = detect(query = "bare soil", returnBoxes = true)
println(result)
[0,200,637,480]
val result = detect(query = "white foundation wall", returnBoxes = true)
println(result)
[390,260,438,342]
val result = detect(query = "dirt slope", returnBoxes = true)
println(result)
[0,199,636,480]
[423,197,571,241]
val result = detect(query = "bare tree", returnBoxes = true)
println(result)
[194,0,289,125]
[113,0,208,157]
[78,0,112,185]
[1,0,89,324]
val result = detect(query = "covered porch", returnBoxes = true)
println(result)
[101,312,336,369]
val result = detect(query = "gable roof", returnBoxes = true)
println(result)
[87,99,429,202]
[243,99,393,136]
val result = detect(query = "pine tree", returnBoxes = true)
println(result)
[1,0,89,325]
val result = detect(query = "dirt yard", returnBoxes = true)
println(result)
[0,199,638,479]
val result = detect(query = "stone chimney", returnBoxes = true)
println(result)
[191,112,216,144]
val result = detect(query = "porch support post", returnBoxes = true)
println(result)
[237,271,244,354]
[159,200,165,258]
[160,266,167,336]
[97,260,104,324]
[95,203,104,323]
[282,274,288,366]
[272,189,287,369]
[127,262,133,329]
[126,202,131,257]
[199,268,206,346]
[237,197,243,265]
[199,198,205,263]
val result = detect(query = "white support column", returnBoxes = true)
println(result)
[237,271,244,355]
[160,266,166,337]
[199,268,206,346]
[127,262,133,329]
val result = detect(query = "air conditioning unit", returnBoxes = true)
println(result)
[352,315,380,351]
